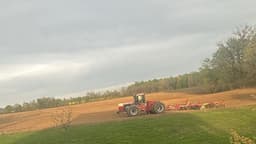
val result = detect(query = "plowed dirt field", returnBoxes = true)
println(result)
[1,88,256,134]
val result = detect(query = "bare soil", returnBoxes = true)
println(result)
[0,88,256,134]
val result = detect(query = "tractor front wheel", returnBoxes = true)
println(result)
[127,105,139,117]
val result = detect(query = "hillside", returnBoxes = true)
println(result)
[1,105,256,144]
[0,88,256,134]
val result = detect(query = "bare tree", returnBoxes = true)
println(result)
[52,106,73,131]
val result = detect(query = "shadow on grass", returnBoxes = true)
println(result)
[5,112,231,144]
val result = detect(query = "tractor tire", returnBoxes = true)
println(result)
[124,104,131,112]
[152,102,165,114]
[127,105,139,117]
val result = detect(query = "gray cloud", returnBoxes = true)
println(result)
[1,0,256,106]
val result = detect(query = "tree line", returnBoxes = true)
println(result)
[121,26,256,94]
[1,25,256,114]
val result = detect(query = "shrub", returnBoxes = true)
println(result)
[230,129,255,144]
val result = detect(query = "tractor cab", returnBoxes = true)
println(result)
[133,93,146,104]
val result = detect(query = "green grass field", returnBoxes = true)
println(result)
[1,105,256,144]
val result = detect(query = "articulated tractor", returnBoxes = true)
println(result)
[117,93,165,116]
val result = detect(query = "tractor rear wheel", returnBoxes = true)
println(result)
[127,105,139,117]
[152,102,165,114]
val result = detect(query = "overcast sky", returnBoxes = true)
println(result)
[1,0,256,107]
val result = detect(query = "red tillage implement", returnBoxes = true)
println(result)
[167,100,226,111]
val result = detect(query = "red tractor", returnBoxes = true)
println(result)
[117,93,165,116]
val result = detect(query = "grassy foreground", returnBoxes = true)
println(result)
[1,105,256,144]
